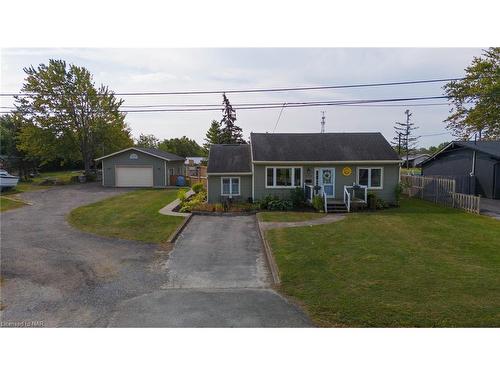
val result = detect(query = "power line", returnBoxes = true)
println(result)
[1,94,495,114]
[272,103,287,133]
[0,100,451,110]
[0,77,465,97]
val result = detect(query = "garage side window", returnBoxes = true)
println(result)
[221,177,240,197]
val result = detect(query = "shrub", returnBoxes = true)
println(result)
[192,182,205,194]
[177,188,188,202]
[179,191,207,213]
[267,198,293,211]
[290,187,306,208]
[258,195,275,210]
[312,195,324,212]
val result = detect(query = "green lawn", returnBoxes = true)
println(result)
[259,211,326,222]
[0,196,27,212]
[68,189,184,243]
[266,198,500,327]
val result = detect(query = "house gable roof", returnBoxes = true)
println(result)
[421,141,500,165]
[207,144,252,174]
[95,147,184,162]
[250,132,400,162]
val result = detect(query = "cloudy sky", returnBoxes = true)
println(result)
[0,48,484,147]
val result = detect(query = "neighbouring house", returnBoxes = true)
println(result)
[207,132,401,208]
[401,153,429,168]
[421,141,500,199]
[96,147,185,187]
[185,156,207,166]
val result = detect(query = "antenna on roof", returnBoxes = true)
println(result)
[320,111,326,133]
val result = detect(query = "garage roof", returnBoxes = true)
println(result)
[95,147,184,162]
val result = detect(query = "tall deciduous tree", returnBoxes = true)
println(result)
[15,59,133,173]
[0,114,37,180]
[204,120,223,151]
[135,133,160,148]
[158,136,205,157]
[443,47,500,140]
[220,93,246,144]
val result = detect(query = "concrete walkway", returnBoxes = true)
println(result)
[258,213,346,231]
[480,198,500,220]
[158,189,194,217]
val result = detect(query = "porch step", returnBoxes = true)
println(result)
[326,202,348,213]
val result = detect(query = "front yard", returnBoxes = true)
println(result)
[68,189,183,243]
[266,198,500,327]
[0,196,27,212]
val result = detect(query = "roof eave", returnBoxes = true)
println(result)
[95,147,177,162]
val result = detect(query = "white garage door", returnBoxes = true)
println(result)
[115,166,154,187]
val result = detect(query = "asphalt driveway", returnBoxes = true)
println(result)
[1,185,310,327]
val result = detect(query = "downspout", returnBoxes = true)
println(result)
[470,150,476,195]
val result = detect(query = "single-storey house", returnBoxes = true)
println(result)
[96,147,185,187]
[207,132,401,208]
[421,141,500,199]
[401,153,429,168]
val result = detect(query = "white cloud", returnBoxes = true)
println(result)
[0,48,484,147]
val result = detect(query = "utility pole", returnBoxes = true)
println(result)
[320,111,326,133]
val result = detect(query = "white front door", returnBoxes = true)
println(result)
[316,168,335,198]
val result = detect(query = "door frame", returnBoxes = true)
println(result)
[315,167,336,198]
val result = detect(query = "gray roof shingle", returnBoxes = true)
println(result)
[250,132,400,162]
[133,147,184,161]
[207,144,252,173]
[453,141,500,159]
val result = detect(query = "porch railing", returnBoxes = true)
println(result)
[323,191,328,213]
[343,186,351,212]
[343,184,368,212]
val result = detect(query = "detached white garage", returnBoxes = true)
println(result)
[115,166,154,187]
[96,147,186,188]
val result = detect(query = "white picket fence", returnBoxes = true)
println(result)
[451,192,481,214]
[401,175,481,214]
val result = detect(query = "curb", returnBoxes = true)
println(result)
[166,213,193,243]
[256,218,281,286]
[192,210,257,217]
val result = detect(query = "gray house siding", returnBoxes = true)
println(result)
[253,163,400,203]
[102,149,183,187]
[207,175,252,203]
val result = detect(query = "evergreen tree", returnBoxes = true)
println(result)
[220,93,246,144]
[392,110,420,166]
[204,120,223,151]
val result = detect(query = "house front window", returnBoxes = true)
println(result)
[221,177,240,196]
[357,167,383,189]
[266,167,302,188]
